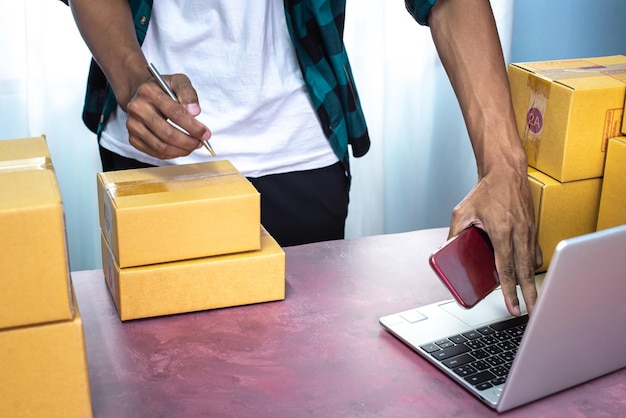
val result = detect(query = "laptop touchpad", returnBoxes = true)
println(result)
[439,289,526,327]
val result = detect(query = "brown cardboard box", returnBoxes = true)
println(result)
[97,160,260,268]
[597,137,626,231]
[0,283,93,418]
[102,228,285,321]
[623,95,626,135]
[0,136,73,329]
[528,168,602,272]
[509,56,626,182]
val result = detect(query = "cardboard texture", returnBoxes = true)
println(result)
[97,160,261,268]
[509,55,626,182]
[101,228,285,321]
[0,136,73,329]
[597,137,626,231]
[528,168,602,272]
[0,284,93,418]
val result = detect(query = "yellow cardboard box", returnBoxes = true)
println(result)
[622,96,626,135]
[101,228,285,321]
[597,137,626,231]
[0,136,73,329]
[509,55,626,182]
[528,168,602,272]
[0,283,92,418]
[97,160,261,268]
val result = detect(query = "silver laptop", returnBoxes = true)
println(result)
[379,224,626,412]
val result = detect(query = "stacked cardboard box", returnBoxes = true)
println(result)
[509,55,626,271]
[596,92,626,229]
[0,136,92,418]
[623,95,626,135]
[97,160,285,321]
[597,137,626,231]
[526,169,602,272]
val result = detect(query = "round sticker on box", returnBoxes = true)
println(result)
[527,107,543,134]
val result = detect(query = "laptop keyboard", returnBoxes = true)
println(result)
[419,315,529,391]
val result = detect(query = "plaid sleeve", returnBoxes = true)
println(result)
[284,0,370,163]
[405,0,438,26]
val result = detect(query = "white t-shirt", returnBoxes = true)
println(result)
[99,0,338,178]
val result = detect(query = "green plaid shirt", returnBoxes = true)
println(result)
[71,0,436,165]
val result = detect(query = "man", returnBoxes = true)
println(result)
[66,0,542,316]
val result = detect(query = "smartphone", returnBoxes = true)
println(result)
[429,226,500,309]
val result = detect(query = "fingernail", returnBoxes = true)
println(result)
[185,103,201,116]
[201,130,211,141]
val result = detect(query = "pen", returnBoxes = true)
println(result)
[147,62,216,157]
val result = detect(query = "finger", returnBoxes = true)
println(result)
[491,231,521,317]
[136,79,211,144]
[127,117,192,159]
[151,88,211,143]
[126,99,199,159]
[518,275,537,316]
[448,210,465,239]
[448,198,477,239]
[167,74,209,126]
[535,239,543,270]
[168,74,200,111]
[512,227,538,315]
[127,86,207,157]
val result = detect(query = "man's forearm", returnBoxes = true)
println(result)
[428,0,527,177]
[68,0,150,110]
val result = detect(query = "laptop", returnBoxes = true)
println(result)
[379,224,626,412]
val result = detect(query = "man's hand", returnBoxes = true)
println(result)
[448,162,542,316]
[126,73,212,159]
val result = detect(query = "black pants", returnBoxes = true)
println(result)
[99,146,349,247]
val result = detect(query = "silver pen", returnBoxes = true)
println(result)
[147,62,216,157]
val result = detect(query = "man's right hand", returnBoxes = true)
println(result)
[68,0,211,160]
[125,72,212,159]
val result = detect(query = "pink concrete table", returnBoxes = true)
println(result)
[72,228,625,417]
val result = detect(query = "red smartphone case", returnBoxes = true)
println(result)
[429,226,500,308]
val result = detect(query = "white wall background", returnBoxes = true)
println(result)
[5,1,622,272]
[0,1,100,272]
